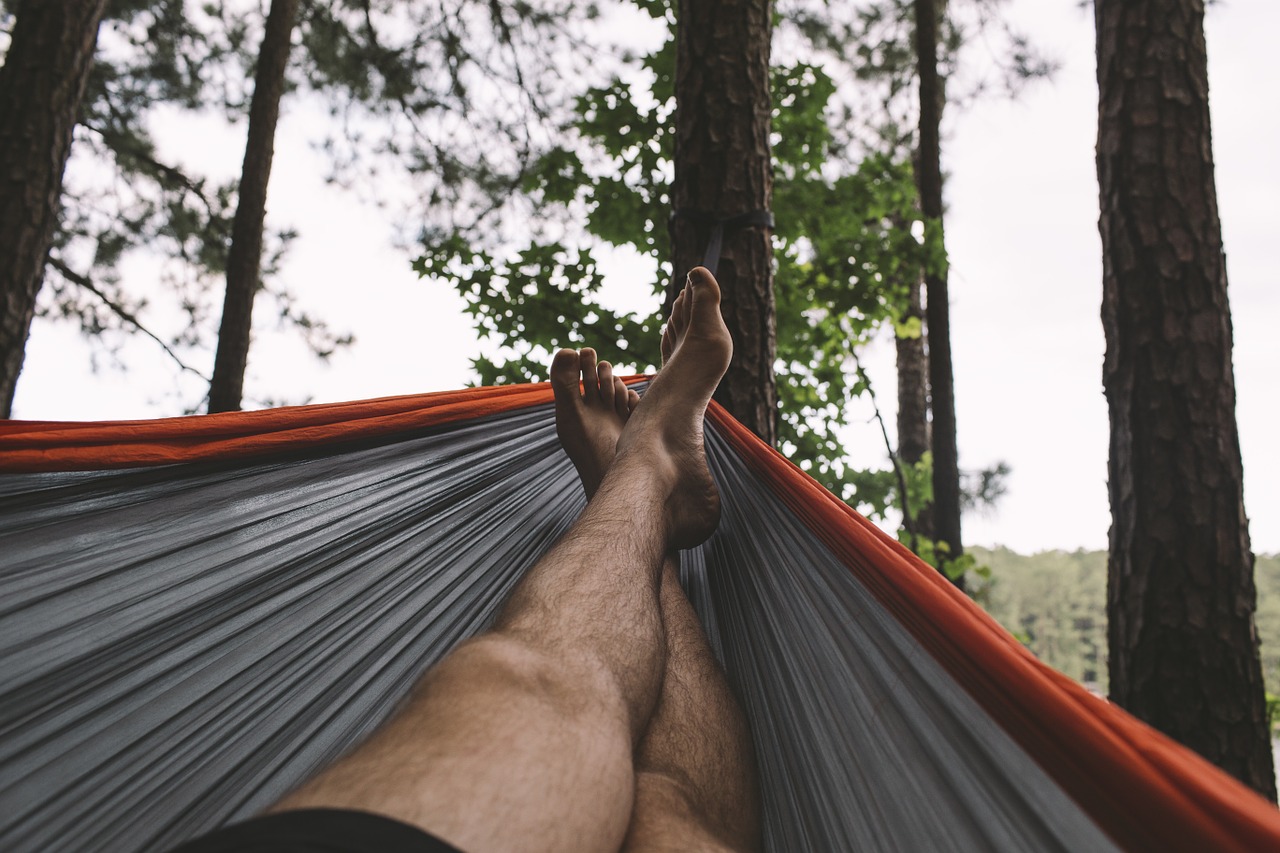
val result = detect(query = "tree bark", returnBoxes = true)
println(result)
[896,275,930,467]
[671,0,776,445]
[0,0,110,417]
[896,269,932,543]
[208,0,300,413]
[913,0,962,587]
[1096,0,1275,798]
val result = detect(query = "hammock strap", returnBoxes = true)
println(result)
[670,209,775,276]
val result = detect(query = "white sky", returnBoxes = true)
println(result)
[12,0,1279,555]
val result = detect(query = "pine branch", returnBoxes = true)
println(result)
[47,255,212,383]
[81,118,222,219]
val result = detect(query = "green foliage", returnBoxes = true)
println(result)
[975,547,1112,691]
[1254,553,1280,694]
[772,152,925,508]
[416,0,1047,570]
[976,549,1280,701]
[7,0,603,406]
[783,0,1056,157]
[417,7,930,526]
[413,236,661,384]
[11,0,350,406]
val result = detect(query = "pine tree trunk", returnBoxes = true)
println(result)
[1096,0,1275,798]
[208,0,300,413]
[671,0,776,445]
[896,271,932,543]
[914,0,962,587]
[0,0,109,417]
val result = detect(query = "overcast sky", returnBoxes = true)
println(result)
[12,0,1278,555]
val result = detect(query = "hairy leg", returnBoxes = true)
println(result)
[551,291,761,852]
[621,557,762,853]
[271,269,733,853]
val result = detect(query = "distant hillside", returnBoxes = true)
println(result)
[971,547,1280,696]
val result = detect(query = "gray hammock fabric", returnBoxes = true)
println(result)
[0,399,1121,852]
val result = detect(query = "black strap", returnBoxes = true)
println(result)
[671,209,775,276]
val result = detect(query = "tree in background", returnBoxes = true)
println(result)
[782,0,1045,571]
[418,0,929,519]
[1095,0,1274,798]
[893,232,931,547]
[672,0,776,443]
[0,0,110,416]
[976,547,1109,690]
[977,549,1280,723]
[1,0,598,412]
[208,0,300,412]
[418,0,1044,576]
[913,0,962,588]
[11,0,340,411]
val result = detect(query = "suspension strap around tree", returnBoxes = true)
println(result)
[671,208,776,276]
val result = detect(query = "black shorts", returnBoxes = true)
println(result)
[169,808,464,853]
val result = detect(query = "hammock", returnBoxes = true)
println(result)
[2,381,1278,852]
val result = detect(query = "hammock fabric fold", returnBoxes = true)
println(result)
[2,382,1278,852]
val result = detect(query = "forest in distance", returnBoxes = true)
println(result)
[975,547,1280,722]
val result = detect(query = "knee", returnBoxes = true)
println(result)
[628,771,742,853]
[630,771,760,853]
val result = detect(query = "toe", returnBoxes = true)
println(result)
[679,278,697,329]
[550,349,581,403]
[687,267,722,315]
[613,377,630,417]
[579,348,599,400]
[627,388,641,412]
[661,323,675,363]
[686,267,728,342]
[598,361,615,408]
[670,287,688,337]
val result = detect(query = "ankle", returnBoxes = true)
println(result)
[610,437,679,490]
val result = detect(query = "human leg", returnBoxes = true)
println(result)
[550,290,762,852]
[621,557,762,853]
[268,269,733,853]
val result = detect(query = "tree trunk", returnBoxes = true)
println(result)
[208,0,300,413]
[0,0,110,417]
[671,0,776,445]
[896,269,932,544]
[913,0,962,587]
[1096,0,1275,799]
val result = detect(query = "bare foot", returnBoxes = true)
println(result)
[550,347,641,498]
[615,267,733,549]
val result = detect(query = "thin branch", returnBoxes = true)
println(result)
[849,350,919,553]
[350,0,541,235]
[79,117,224,220]
[47,255,212,383]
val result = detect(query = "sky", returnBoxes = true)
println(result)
[12,1,1279,555]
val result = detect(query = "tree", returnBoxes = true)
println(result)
[418,1,927,510]
[4,0,344,413]
[3,0,598,413]
[417,0,1037,569]
[0,0,110,416]
[1095,0,1274,798]
[893,259,931,547]
[913,0,963,589]
[208,0,300,412]
[672,0,776,443]
[789,0,1043,573]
